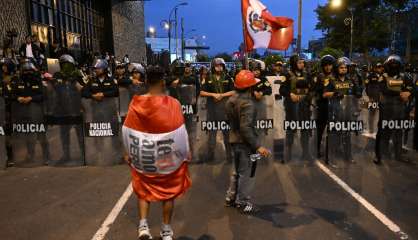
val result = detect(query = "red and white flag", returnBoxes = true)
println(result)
[242,0,294,51]
[123,95,191,201]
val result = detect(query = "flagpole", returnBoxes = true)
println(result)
[241,0,249,70]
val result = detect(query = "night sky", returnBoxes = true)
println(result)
[144,0,328,55]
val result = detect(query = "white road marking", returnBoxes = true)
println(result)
[316,161,409,239]
[91,183,133,240]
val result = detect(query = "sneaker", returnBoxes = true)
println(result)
[235,201,260,214]
[160,229,174,240]
[225,197,235,207]
[138,224,152,240]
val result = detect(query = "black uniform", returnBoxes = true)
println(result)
[376,72,414,162]
[201,72,234,162]
[9,71,49,164]
[324,75,361,162]
[365,72,384,134]
[280,70,314,162]
[82,75,119,99]
[314,72,335,158]
[50,69,84,164]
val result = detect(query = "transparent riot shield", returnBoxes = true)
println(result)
[82,97,122,166]
[198,95,232,164]
[119,83,148,120]
[119,86,131,121]
[283,95,315,164]
[326,95,363,165]
[177,84,198,161]
[45,80,84,166]
[0,97,6,169]
[376,96,414,162]
[267,76,285,162]
[10,101,49,167]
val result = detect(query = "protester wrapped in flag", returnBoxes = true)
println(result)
[122,66,192,239]
[242,0,294,51]
[122,91,192,201]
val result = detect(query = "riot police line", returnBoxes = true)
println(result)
[1,53,417,170]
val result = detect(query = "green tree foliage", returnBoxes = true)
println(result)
[316,0,418,56]
[316,0,391,55]
[263,54,284,69]
[319,47,344,58]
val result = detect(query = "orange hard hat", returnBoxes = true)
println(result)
[234,70,260,89]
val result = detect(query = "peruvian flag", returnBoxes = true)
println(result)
[242,0,294,51]
[122,95,191,201]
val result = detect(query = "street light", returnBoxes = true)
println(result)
[330,0,354,59]
[147,26,156,38]
[168,2,188,61]
[331,0,342,8]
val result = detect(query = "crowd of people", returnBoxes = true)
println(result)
[1,44,418,238]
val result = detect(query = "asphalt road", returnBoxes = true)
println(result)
[0,92,417,240]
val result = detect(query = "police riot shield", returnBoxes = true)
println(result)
[0,97,7,169]
[82,97,122,166]
[267,75,286,162]
[282,94,315,164]
[10,101,49,167]
[198,95,232,164]
[119,83,148,120]
[177,84,198,160]
[376,96,415,162]
[119,86,130,121]
[45,80,84,166]
[326,95,363,165]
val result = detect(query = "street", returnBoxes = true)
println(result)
[1,152,417,240]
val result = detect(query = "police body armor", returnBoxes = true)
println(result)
[46,72,84,166]
[82,77,122,166]
[284,71,314,163]
[364,73,383,134]
[376,74,412,161]
[10,74,49,167]
[326,78,362,163]
[0,84,7,169]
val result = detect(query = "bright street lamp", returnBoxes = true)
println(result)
[330,0,342,8]
[330,0,354,59]
[149,26,156,34]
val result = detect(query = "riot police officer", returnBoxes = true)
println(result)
[280,54,314,163]
[50,54,84,164]
[314,55,336,159]
[375,55,413,164]
[128,63,147,96]
[177,61,200,160]
[82,59,120,166]
[225,70,270,214]
[365,63,384,134]
[82,59,119,99]
[9,60,49,165]
[167,59,185,99]
[323,57,362,164]
[200,58,234,163]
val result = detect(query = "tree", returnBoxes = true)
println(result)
[196,54,210,62]
[319,47,344,59]
[315,0,391,56]
[316,0,418,59]
[263,54,284,69]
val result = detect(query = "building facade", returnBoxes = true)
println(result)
[0,0,146,63]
